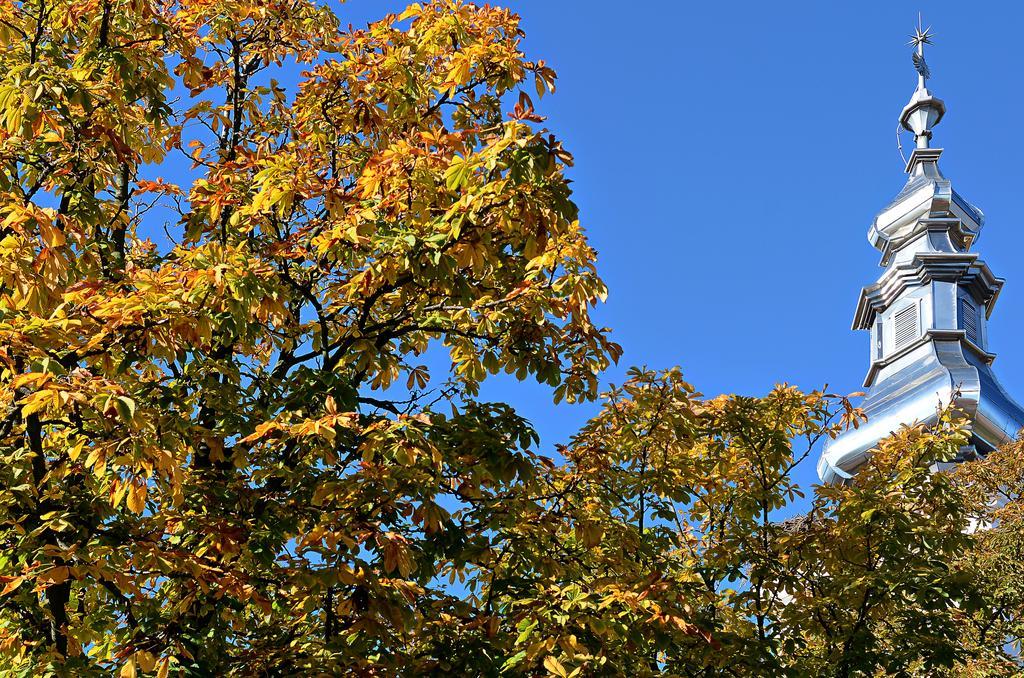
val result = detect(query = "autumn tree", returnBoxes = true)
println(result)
[3,0,1024,676]
[510,369,1024,677]
[0,0,618,673]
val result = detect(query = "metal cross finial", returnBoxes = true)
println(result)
[908,13,935,88]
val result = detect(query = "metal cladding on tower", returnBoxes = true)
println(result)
[817,23,1024,484]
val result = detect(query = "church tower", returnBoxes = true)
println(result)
[817,23,1024,483]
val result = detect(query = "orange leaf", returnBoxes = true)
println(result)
[0,576,25,596]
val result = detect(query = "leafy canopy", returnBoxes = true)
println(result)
[1,0,1023,676]
[0,0,616,673]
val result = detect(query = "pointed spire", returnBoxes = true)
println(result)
[900,15,945,151]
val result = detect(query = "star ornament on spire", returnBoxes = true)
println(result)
[909,23,935,51]
[908,17,935,82]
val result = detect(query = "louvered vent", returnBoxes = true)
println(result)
[961,298,979,344]
[893,303,919,350]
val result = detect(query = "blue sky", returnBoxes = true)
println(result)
[337,1,1024,492]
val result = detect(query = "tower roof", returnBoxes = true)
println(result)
[817,20,1024,484]
[868,25,984,259]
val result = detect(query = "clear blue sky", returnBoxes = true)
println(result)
[337,1,1024,492]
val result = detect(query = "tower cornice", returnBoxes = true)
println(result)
[853,252,1003,330]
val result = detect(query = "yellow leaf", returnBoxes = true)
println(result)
[84,446,103,470]
[38,220,66,248]
[240,421,280,444]
[445,55,472,92]
[543,655,568,677]
[137,651,158,672]
[156,658,170,678]
[10,372,49,390]
[20,390,51,417]
[397,3,422,21]
[68,438,86,462]
[111,478,128,508]
[119,656,137,678]
[126,481,147,514]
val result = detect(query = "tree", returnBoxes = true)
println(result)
[0,0,617,673]
[2,0,1023,675]
[504,369,1024,677]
